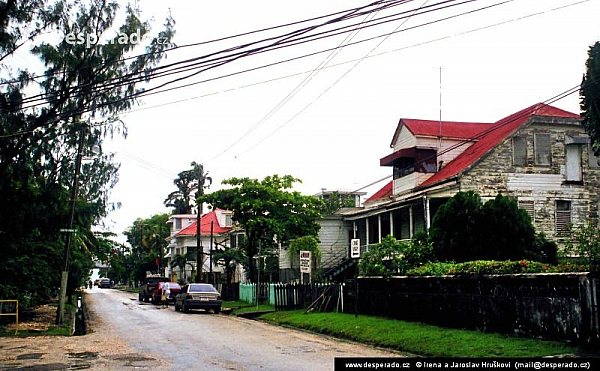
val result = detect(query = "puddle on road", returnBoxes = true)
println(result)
[109,353,155,369]
[68,352,98,360]
[16,352,45,360]
[69,362,92,370]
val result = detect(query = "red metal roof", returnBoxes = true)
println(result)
[390,119,493,147]
[364,180,393,203]
[176,210,232,236]
[419,103,579,188]
[368,103,580,202]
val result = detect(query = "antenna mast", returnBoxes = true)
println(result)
[438,66,442,150]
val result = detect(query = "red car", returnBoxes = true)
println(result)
[151,282,181,305]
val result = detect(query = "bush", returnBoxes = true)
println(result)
[359,234,436,277]
[359,235,407,278]
[406,260,587,276]
[429,192,557,264]
[564,221,600,272]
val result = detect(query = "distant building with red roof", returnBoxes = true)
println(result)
[343,103,600,249]
[164,209,236,283]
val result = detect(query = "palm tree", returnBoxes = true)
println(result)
[164,162,211,215]
[170,251,196,283]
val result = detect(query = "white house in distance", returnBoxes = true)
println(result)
[165,209,234,284]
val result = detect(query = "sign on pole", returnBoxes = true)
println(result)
[299,250,311,273]
[350,239,361,259]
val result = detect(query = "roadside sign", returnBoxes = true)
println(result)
[299,250,311,273]
[350,239,361,259]
[59,228,76,233]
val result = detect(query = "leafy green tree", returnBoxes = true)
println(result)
[123,213,170,282]
[429,191,483,262]
[200,175,323,283]
[565,221,600,272]
[212,244,245,285]
[320,192,357,215]
[0,0,175,308]
[430,192,557,263]
[288,235,321,279]
[479,194,535,261]
[581,41,600,155]
[170,251,196,283]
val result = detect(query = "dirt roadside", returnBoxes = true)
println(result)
[0,293,168,370]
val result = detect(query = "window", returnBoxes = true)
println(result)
[175,218,182,230]
[224,214,232,227]
[518,200,535,221]
[534,133,552,165]
[512,136,527,165]
[555,200,572,232]
[565,144,582,182]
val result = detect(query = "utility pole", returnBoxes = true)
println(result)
[57,124,85,325]
[196,200,203,283]
[209,221,214,284]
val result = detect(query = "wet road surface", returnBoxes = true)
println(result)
[89,287,400,370]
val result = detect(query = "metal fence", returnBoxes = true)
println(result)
[237,282,343,312]
[273,283,341,311]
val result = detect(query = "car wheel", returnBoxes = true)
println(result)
[213,307,221,314]
[138,293,143,302]
[183,302,189,313]
[174,303,179,312]
[144,296,149,303]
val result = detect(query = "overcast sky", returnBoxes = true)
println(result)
[93,0,599,241]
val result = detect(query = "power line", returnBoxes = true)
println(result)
[116,0,590,121]
[211,2,386,160]
[0,0,403,87]
[235,0,433,158]
[8,0,418,110]
[1,0,486,142]
[10,0,482,114]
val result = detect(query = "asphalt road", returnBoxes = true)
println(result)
[88,287,400,370]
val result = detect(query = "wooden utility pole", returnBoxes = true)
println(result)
[57,124,85,325]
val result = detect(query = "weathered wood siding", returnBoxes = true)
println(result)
[318,216,352,269]
[459,118,600,246]
[392,126,416,151]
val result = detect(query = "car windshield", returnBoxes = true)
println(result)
[189,284,218,293]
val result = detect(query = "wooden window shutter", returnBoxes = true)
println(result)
[518,200,534,221]
[534,133,552,165]
[513,136,527,165]
[555,200,571,232]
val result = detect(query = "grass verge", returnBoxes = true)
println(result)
[222,301,275,314]
[259,310,581,357]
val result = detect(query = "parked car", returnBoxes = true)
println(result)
[139,275,169,302]
[98,278,111,288]
[174,283,222,314]
[151,282,181,304]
